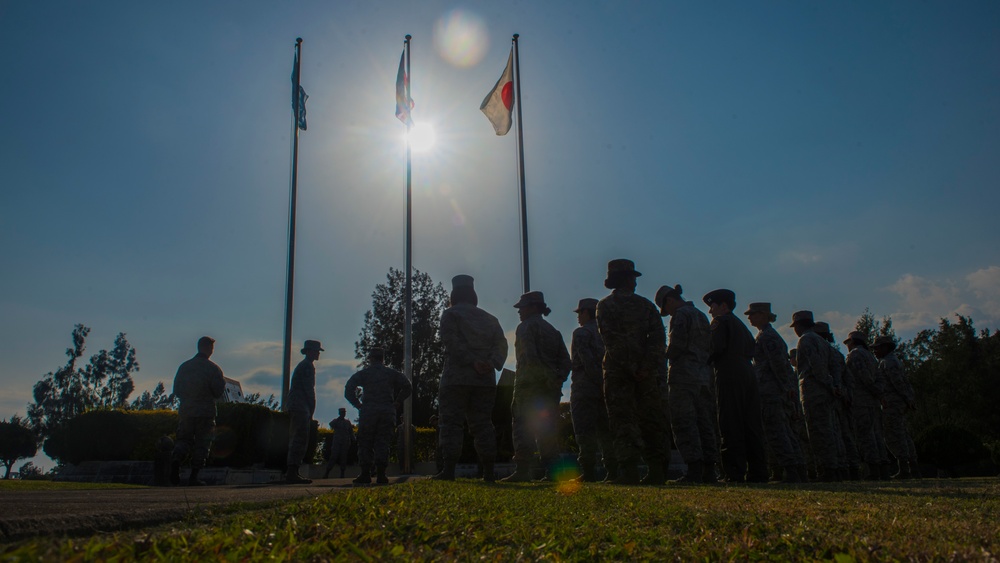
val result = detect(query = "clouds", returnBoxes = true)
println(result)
[884,267,998,332]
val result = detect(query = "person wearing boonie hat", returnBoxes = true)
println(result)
[814,321,857,480]
[842,331,886,480]
[323,407,356,479]
[170,336,227,486]
[501,290,572,482]
[656,284,719,484]
[744,302,806,483]
[872,335,918,479]
[790,310,840,481]
[345,347,412,484]
[595,259,670,485]
[285,339,324,484]
[701,289,769,484]
[433,274,508,482]
[569,298,617,482]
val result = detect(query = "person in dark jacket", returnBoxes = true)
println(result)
[703,289,769,483]
[286,339,323,484]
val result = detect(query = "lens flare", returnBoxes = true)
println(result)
[405,122,437,152]
[433,9,489,68]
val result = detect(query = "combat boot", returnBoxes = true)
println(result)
[907,459,921,479]
[431,461,456,481]
[892,463,911,480]
[673,461,704,485]
[500,464,532,483]
[188,467,207,486]
[848,465,861,481]
[781,465,803,483]
[602,463,619,483]
[169,461,181,486]
[862,463,880,481]
[482,459,496,483]
[353,466,372,485]
[798,464,811,483]
[879,462,892,481]
[613,464,641,485]
[286,465,313,485]
[375,464,389,484]
[577,465,598,482]
[641,463,667,486]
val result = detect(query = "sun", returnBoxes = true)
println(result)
[406,122,437,153]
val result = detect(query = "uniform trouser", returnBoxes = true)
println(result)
[802,393,839,469]
[715,371,769,481]
[172,416,216,468]
[286,409,313,466]
[668,383,718,466]
[357,408,396,466]
[511,387,560,465]
[882,401,916,463]
[836,401,859,468]
[760,396,804,468]
[438,384,498,462]
[604,370,669,466]
[570,394,616,470]
[852,403,883,466]
[326,439,352,471]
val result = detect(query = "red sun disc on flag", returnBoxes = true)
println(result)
[501,82,514,111]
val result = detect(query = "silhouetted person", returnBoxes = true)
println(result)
[324,407,355,478]
[346,347,411,484]
[286,340,323,484]
[171,336,226,486]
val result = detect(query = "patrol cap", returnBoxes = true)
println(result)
[744,302,777,322]
[872,335,897,351]
[813,321,831,335]
[654,284,683,316]
[702,289,736,309]
[301,340,325,353]
[843,331,868,346]
[790,310,815,327]
[197,336,216,348]
[573,298,598,313]
[514,291,546,308]
[452,274,475,290]
[338,407,347,413]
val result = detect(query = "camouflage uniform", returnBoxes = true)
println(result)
[753,325,806,470]
[345,365,412,467]
[796,330,839,471]
[286,357,317,467]
[829,345,859,473]
[512,313,572,467]
[666,302,718,469]
[171,352,226,468]
[845,345,884,470]
[570,317,617,475]
[709,312,769,482]
[437,302,508,464]
[325,415,355,475]
[879,351,917,467]
[596,289,670,470]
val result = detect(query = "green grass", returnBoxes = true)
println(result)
[0,480,146,491]
[3,478,998,560]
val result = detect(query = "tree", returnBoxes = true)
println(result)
[129,381,177,410]
[854,307,899,346]
[0,415,37,479]
[355,268,448,426]
[27,325,140,441]
[244,392,280,410]
[17,461,44,480]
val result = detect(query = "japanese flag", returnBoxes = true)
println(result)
[480,50,514,136]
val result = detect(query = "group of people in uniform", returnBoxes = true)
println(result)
[167,257,917,486]
[431,258,918,485]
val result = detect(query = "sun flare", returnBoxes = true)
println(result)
[406,123,437,153]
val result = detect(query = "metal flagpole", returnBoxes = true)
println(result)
[281,37,303,411]
[402,34,414,474]
[513,34,530,293]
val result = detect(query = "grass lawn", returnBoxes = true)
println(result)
[2,478,998,560]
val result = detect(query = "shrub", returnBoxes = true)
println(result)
[915,424,990,476]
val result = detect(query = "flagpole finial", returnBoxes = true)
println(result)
[405,34,412,41]
[296,37,302,44]
[513,33,519,40]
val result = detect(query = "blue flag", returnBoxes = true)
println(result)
[395,49,413,126]
[292,49,308,130]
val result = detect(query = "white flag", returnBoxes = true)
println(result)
[480,50,514,135]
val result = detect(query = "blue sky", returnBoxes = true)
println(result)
[2,1,999,469]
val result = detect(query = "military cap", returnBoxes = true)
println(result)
[301,340,325,353]
[654,284,683,316]
[872,335,897,351]
[744,302,778,322]
[338,407,347,413]
[843,331,868,345]
[451,274,475,290]
[702,289,736,308]
[606,259,641,277]
[573,298,598,313]
[514,291,546,308]
[813,321,831,335]
[789,310,815,327]
[197,336,216,348]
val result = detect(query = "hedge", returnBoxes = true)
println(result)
[44,405,320,469]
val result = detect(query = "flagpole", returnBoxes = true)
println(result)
[281,37,303,411]
[513,34,530,293]
[402,34,414,474]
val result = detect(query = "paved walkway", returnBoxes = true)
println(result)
[0,477,417,542]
